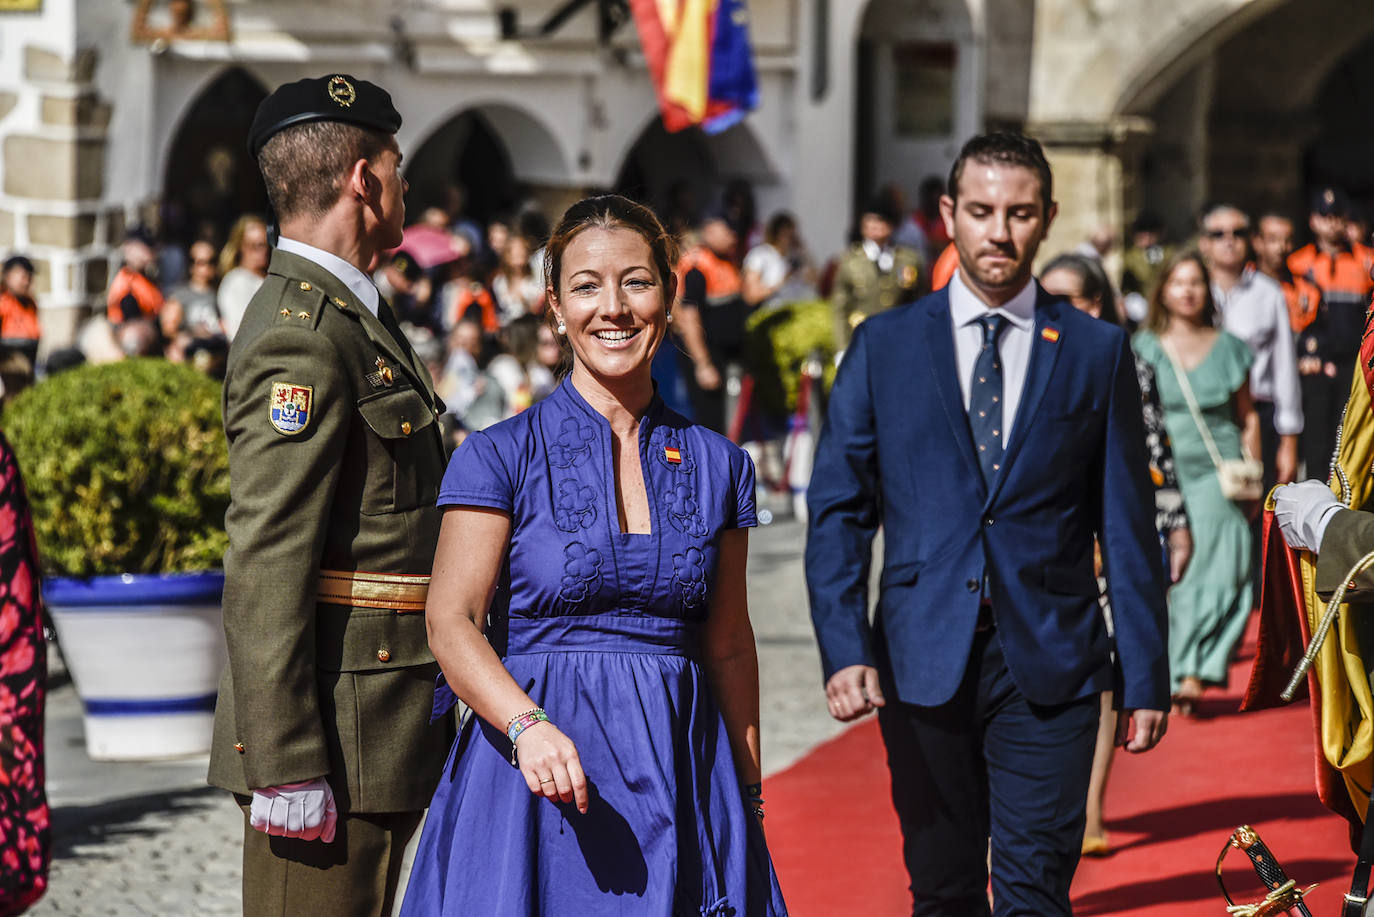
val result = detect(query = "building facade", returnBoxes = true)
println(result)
[1,0,1371,347]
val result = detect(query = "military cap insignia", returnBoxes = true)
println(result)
[270,382,314,435]
[328,75,356,108]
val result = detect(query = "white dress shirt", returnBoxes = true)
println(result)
[1212,267,1303,436]
[275,236,381,317]
[949,270,1038,439]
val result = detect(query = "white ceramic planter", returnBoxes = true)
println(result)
[44,572,226,761]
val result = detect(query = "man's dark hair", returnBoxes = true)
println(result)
[257,121,392,222]
[946,132,1054,215]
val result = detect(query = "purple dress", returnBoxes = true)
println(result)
[401,379,788,916]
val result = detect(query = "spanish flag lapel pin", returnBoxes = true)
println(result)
[1041,325,1060,343]
[664,446,682,464]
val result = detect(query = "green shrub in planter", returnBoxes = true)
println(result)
[4,359,229,576]
[744,300,838,418]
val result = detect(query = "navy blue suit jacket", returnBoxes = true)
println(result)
[805,286,1170,711]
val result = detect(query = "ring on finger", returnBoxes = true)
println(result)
[539,777,555,784]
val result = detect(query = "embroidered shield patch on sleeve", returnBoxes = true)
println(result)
[270,382,313,435]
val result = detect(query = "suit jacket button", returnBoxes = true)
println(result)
[983,516,994,526]
[377,648,391,663]
[966,579,980,592]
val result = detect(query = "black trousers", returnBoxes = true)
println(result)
[1301,361,1354,481]
[875,628,1099,917]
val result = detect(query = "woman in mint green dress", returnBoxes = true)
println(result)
[1132,251,1260,714]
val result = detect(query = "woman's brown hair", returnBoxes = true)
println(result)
[541,195,678,376]
[1143,249,1217,333]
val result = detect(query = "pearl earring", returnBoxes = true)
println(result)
[556,320,566,334]
[666,312,674,324]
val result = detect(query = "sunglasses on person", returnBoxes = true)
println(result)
[1203,227,1248,240]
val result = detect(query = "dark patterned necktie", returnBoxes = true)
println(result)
[969,314,1008,486]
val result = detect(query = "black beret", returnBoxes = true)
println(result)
[248,74,402,157]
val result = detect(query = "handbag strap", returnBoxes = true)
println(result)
[1345,789,1374,917]
[1159,335,1255,470]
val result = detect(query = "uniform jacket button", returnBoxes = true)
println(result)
[377,648,391,663]
[400,421,412,436]
[299,281,312,291]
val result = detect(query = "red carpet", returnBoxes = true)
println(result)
[767,615,1355,915]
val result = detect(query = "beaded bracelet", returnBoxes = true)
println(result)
[506,708,549,745]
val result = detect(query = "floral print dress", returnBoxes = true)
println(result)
[0,430,48,916]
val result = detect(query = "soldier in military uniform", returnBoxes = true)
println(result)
[207,74,453,916]
[830,196,923,349]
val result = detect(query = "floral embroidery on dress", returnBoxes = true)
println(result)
[671,547,708,611]
[559,542,604,605]
[664,482,709,538]
[554,479,598,533]
[549,418,597,469]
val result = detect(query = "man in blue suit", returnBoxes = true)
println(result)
[806,132,1170,916]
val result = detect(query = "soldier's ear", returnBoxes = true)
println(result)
[347,158,378,205]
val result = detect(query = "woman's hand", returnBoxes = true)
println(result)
[1167,527,1193,583]
[515,721,589,814]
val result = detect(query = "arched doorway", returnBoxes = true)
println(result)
[614,118,779,237]
[161,67,269,250]
[404,111,518,230]
[1306,34,1374,212]
[854,0,979,223]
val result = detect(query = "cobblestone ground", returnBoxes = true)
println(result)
[29,510,835,915]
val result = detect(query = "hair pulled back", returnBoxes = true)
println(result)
[543,195,678,305]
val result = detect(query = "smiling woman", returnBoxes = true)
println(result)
[402,194,789,916]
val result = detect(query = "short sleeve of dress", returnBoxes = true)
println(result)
[437,430,513,511]
[1218,331,1255,391]
[729,447,758,529]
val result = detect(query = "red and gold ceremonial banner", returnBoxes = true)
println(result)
[629,0,758,134]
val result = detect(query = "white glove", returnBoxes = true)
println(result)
[249,778,337,843]
[1275,480,1344,554]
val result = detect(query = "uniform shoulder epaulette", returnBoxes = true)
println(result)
[272,279,329,331]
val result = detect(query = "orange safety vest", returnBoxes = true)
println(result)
[930,243,959,291]
[675,248,741,308]
[0,291,40,342]
[1280,273,1323,334]
[106,267,164,323]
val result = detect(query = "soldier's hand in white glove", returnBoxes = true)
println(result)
[1275,479,1343,554]
[249,777,337,843]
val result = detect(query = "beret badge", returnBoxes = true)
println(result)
[328,75,356,108]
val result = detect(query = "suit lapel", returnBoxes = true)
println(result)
[919,296,982,486]
[987,289,1064,505]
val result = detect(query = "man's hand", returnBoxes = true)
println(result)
[1276,435,1299,485]
[1115,708,1167,752]
[825,665,885,721]
[694,361,722,391]
[1274,479,1343,553]
[249,778,337,843]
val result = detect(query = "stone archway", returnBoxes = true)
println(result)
[160,66,269,250]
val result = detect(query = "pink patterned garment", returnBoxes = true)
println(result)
[0,430,48,916]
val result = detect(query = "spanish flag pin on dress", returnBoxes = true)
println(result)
[1041,326,1060,343]
[664,446,682,464]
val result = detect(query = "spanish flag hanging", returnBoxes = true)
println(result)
[629,0,759,134]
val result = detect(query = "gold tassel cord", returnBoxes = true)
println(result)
[1282,549,1374,702]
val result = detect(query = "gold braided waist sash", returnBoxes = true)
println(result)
[316,569,430,612]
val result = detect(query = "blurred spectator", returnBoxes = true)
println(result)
[106,227,164,333]
[42,346,85,377]
[76,316,123,365]
[662,180,698,238]
[444,184,485,256]
[535,320,564,384]
[1347,203,1372,252]
[830,195,922,349]
[930,241,958,292]
[1289,186,1374,480]
[0,428,51,915]
[912,176,950,255]
[1198,203,1301,488]
[741,212,816,310]
[163,239,227,365]
[1251,211,1320,336]
[490,233,544,323]
[879,182,930,261]
[116,319,162,358]
[376,250,429,329]
[1121,213,1173,328]
[0,255,40,368]
[487,314,553,414]
[437,318,505,430]
[216,215,269,339]
[0,350,34,404]
[675,214,745,434]
[441,260,499,334]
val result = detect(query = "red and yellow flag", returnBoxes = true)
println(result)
[629,0,758,134]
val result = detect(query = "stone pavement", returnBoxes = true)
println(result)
[30,511,840,915]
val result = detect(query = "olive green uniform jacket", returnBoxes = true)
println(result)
[208,248,453,815]
[831,243,923,348]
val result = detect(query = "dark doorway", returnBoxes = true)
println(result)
[404,111,518,229]
[161,67,269,251]
[1305,33,1374,211]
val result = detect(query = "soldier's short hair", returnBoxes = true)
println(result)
[257,121,392,222]
[947,131,1054,216]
